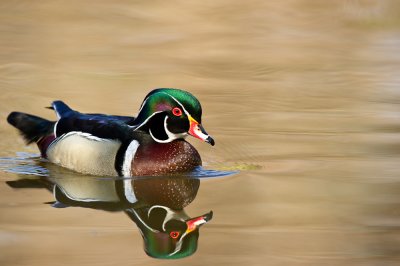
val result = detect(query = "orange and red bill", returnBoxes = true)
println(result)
[188,116,215,146]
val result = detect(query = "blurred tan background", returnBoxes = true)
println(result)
[1,1,400,265]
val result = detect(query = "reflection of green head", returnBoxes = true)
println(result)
[144,229,199,259]
[126,207,213,259]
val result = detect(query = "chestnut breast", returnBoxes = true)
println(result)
[131,140,202,176]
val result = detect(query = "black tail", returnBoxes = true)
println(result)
[7,112,55,144]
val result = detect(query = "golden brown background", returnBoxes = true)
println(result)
[1,1,400,265]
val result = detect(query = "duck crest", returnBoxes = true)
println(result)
[134,88,202,127]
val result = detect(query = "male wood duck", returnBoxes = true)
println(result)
[7,88,215,177]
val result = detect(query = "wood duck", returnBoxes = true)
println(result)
[7,88,215,176]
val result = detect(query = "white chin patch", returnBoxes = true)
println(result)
[149,115,186,143]
[148,205,185,231]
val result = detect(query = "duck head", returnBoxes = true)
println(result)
[133,88,215,146]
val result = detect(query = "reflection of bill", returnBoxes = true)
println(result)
[8,175,213,259]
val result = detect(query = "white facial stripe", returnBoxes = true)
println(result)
[149,115,186,143]
[126,209,159,233]
[136,92,193,143]
[169,217,207,257]
[164,116,187,140]
[136,92,187,131]
[170,217,208,257]
[137,97,149,114]
[164,116,175,140]
[147,205,198,257]
[170,232,187,256]
[133,111,162,131]
[136,91,201,132]
[148,205,180,231]
[149,129,166,143]
[162,92,191,117]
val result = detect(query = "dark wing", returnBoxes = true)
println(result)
[52,101,136,142]
[51,100,135,123]
[84,113,136,125]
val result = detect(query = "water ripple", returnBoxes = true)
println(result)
[0,153,236,179]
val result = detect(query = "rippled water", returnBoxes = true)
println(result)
[1,1,400,265]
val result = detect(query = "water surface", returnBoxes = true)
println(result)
[1,1,400,265]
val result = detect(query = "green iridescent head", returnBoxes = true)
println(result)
[143,228,199,259]
[126,206,213,259]
[133,88,215,146]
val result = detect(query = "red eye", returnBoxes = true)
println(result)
[170,231,180,239]
[172,107,182,117]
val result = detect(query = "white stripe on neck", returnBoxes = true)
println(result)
[122,140,140,203]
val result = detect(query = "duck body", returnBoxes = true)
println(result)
[7,89,213,177]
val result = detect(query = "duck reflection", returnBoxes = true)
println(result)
[7,171,213,259]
